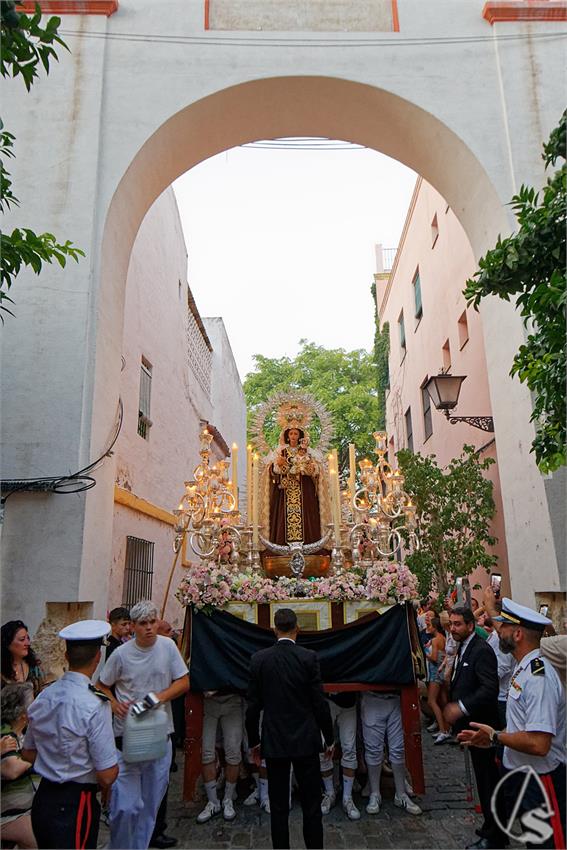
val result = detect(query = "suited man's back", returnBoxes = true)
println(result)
[247,639,333,758]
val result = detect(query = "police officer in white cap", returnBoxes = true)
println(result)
[458,599,566,850]
[21,620,119,849]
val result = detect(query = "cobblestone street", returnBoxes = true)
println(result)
[100,721,483,849]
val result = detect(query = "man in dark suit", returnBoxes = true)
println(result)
[246,608,334,849]
[444,605,506,850]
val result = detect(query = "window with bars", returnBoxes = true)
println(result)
[413,269,423,321]
[421,380,433,441]
[138,358,153,439]
[405,406,414,452]
[122,536,154,607]
[398,311,406,360]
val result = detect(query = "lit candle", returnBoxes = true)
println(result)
[329,467,342,545]
[348,443,356,495]
[331,449,341,521]
[252,453,259,549]
[231,443,238,510]
[246,444,252,523]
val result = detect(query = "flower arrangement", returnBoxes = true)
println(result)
[175,559,418,611]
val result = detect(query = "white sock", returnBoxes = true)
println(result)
[367,763,382,796]
[224,780,236,802]
[205,779,219,804]
[391,762,407,798]
[259,777,269,803]
[342,775,354,801]
[323,775,334,796]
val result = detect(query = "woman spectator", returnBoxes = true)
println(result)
[1,682,38,848]
[424,615,452,744]
[1,621,44,697]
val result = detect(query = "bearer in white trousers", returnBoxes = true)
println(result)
[197,692,244,823]
[361,692,422,816]
[97,601,189,849]
[320,692,360,820]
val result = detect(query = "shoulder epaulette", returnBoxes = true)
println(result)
[88,684,111,701]
[530,658,545,676]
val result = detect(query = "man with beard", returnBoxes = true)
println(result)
[443,605,505,849]
[459,599,566,850]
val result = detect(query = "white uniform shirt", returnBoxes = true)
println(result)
[99,635,188,736]
[23,671,117,783]
[487,629,516,701]
[503,648,566,773]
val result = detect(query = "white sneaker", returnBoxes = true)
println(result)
[321,792,336,815]
[394,793,422,815]
[260,798,270,814]
[433,731,452,745]
[197,800,221,823]
[343,797,361,821]
[426,720,439,733]
[222,797,236,821]
[243,788,259,806]
[366,792,381,815]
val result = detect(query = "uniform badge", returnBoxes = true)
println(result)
[530,658,545,676]
[88,684,111,701]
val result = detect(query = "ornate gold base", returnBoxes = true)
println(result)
[262,553,331,578]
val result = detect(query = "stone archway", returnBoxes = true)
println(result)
[87,76,554,612]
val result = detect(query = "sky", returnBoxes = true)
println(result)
[173,140,416,382]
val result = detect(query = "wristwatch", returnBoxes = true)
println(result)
[489,728,501,746]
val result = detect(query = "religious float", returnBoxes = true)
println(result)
[171,392,425,800]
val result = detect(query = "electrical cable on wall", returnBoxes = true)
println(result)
[0,398,123,519]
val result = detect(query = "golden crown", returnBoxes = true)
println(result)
[277,401,312,431]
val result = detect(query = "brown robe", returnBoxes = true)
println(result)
[269,449,322,545]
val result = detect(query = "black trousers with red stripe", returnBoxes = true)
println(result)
[503,763,566,849]
[31,779,100,850]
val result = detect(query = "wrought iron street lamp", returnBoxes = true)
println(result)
[424,373,494,433]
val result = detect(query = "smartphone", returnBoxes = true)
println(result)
[539,604,549,617]
[490,573,502,598]
[456,577,463,604]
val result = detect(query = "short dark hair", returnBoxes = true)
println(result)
[66,642,101,668]
[450,605,475,625]
[109,607,130,623]
[274,608,298,633]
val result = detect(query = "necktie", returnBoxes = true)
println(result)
[451,643,462,682]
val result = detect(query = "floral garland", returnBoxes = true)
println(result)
[176,560,418,611]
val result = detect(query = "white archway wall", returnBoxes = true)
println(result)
[1,0,564,629]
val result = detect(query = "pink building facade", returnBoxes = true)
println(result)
[110,188,246,628]
[376,177,510,600]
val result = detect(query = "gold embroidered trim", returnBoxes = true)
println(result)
[285,476,304,542]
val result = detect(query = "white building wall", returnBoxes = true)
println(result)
[203,317,247,506]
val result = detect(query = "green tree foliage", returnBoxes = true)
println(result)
[243,340,383,474]
[371,281,390,430]
[464,112,566,474]
[397,446,497,598]
[1,2,84,319]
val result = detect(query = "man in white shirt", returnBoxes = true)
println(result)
[97,601,189,850]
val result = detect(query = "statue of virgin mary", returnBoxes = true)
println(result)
[254,394,332,552]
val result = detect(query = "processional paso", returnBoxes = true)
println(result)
[170,392,426,801]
